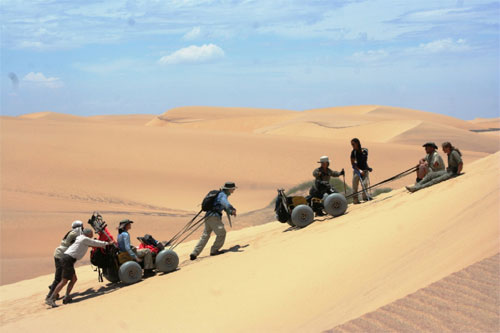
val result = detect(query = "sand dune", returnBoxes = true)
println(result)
[330,253,499,333]
[1,151,498,332]
[1,106,497,286]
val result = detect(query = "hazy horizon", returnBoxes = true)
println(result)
[1,0,499,120]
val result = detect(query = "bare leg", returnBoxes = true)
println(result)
[65,274,77,297]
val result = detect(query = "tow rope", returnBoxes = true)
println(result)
[345,165,417,199]
[167,210,208,251]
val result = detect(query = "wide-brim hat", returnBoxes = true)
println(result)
[222,182,237,190]
[422,142,438,149]
[118,219,134,228]
[317,155,330,163]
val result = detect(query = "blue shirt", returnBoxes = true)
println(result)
[207,191,234,218]
[117,231,136,259]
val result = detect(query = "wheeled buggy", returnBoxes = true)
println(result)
[274,187,347,228]
[88,212,179,284]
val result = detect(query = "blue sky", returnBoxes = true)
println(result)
[1,0,499,119]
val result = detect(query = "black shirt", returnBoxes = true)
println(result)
[351,148,369,170]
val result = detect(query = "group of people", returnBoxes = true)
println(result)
[45,218,166,307]
[45,139,463,308]
[406,141,463,192]
[308,138,373,213]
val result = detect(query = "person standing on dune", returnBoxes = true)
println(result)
[406,141,463,193]
[190,182,237,260]
[416,142,445,183]
[350,138,372,204]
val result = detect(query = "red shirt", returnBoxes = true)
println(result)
[138,243,159,254]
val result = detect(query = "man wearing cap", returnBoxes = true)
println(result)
[117,220,155,277]
[46,220,84,302]
[46,228,112,307]
[416,142,445,182]
[309,156,344,215]
[190,182,237,260]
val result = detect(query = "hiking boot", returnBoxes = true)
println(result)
[45,297,58,308]
[62,296,72,304]
[406,186,417,193]
[143,269,156,278]
[210,250,227,256]
[189,254,197,261]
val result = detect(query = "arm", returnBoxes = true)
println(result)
[457,162,463,174]
[83,237,109,248]
[219,193,236,216]
[313,168,321,178]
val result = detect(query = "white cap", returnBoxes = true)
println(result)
[318,156,330,163]
[72,220,83,229]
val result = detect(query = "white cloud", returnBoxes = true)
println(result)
[415,38,470,54]
[183,26,202,40]
[22,72,64,88]
[351,49,389,63]
[158,44,225,65]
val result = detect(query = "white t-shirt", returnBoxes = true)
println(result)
[64,235,108,261]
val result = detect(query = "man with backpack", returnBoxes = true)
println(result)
[190,182,237,260]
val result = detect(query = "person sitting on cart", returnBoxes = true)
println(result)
[117,220,155,277]
[309,156,344,215]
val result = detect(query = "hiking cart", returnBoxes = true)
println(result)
[274,188,347,228]
[88,212,179,284]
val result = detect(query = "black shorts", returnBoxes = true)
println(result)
[61,254,76,280]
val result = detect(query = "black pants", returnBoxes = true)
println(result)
[47,257,63,298]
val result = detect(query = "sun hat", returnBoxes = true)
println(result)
[317,156,330,163]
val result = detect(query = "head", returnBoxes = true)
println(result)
[318,156,330,168]
[118,219,134,233]
[83,228,93,238]
[423,142,438,154]
[222,182,237,195]
[442,141,452,154]
[71,220,83,230]
[351,138,361,151]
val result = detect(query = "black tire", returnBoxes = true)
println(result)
[155,250,179,273]
[291,204,314,227]
[323,193,348,217]
[102,266,120,283]
[118,261,142,284]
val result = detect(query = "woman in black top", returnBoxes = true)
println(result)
[350,138,371,204]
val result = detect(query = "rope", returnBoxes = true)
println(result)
[169,215,207,251]
[346,165,417,199]
[167,210,203,245]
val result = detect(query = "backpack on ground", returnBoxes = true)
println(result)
[201,190,221,212]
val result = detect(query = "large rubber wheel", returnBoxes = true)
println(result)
[118,261,142,284]
[102,266,120,283]
[291,204,314,228]
[155,250,179,273]
[324,193,348,217]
